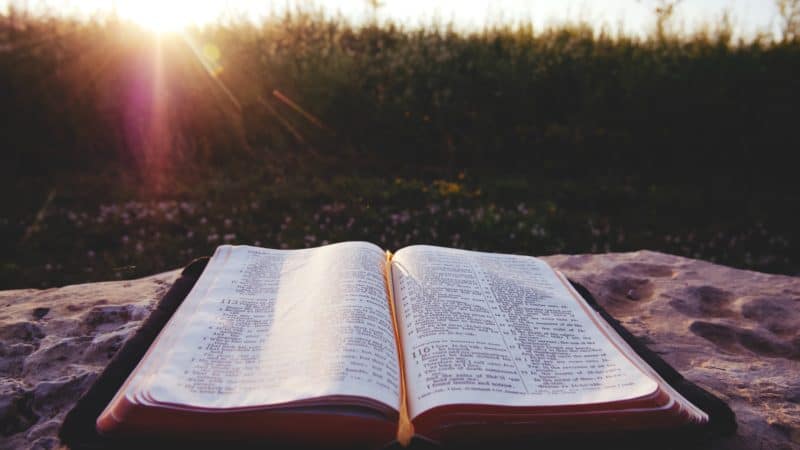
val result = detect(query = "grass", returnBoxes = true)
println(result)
[0,9,798,288]
[2,168,796,289]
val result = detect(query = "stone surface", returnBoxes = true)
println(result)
[0,270,179,449]
[0,251,798,449]
[544,251,800,449]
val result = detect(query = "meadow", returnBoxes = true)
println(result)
[1,8,798,288]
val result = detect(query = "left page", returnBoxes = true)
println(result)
[127,242,401,411]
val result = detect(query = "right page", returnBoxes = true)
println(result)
[391,245,659,419]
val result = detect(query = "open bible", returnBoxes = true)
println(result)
[97,242,709,447]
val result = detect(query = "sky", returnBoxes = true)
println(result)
[1,0,785,40]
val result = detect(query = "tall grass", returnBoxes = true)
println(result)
[2,8,798,182]
[1,8,799,287]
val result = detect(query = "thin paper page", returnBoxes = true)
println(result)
[142,243,401,410]
[392,245,657,419]
[122,245,231,406]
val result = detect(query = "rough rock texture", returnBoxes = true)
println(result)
[0,270,180,449]
[0,251,798,449]
[544,251,800,449]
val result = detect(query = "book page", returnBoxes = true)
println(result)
[135,243,401,410]
[391,245,658,418]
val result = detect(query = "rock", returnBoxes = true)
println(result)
[0,251,797,449]
[0,380,37,437]
[31,308,49,320]
[30,372,97,420]
[545,250,800,450]
[0,270,179,449]
[0,322,45,343]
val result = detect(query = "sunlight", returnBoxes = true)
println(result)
[0,0,782,40]
[116,0,219,33]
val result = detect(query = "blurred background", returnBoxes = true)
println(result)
[1,0,798,289]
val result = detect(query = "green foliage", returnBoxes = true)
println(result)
[0,10,798,287]
[2,10,798,179]
[1,172,795,288]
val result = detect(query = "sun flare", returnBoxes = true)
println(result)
[116,0,219,33]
